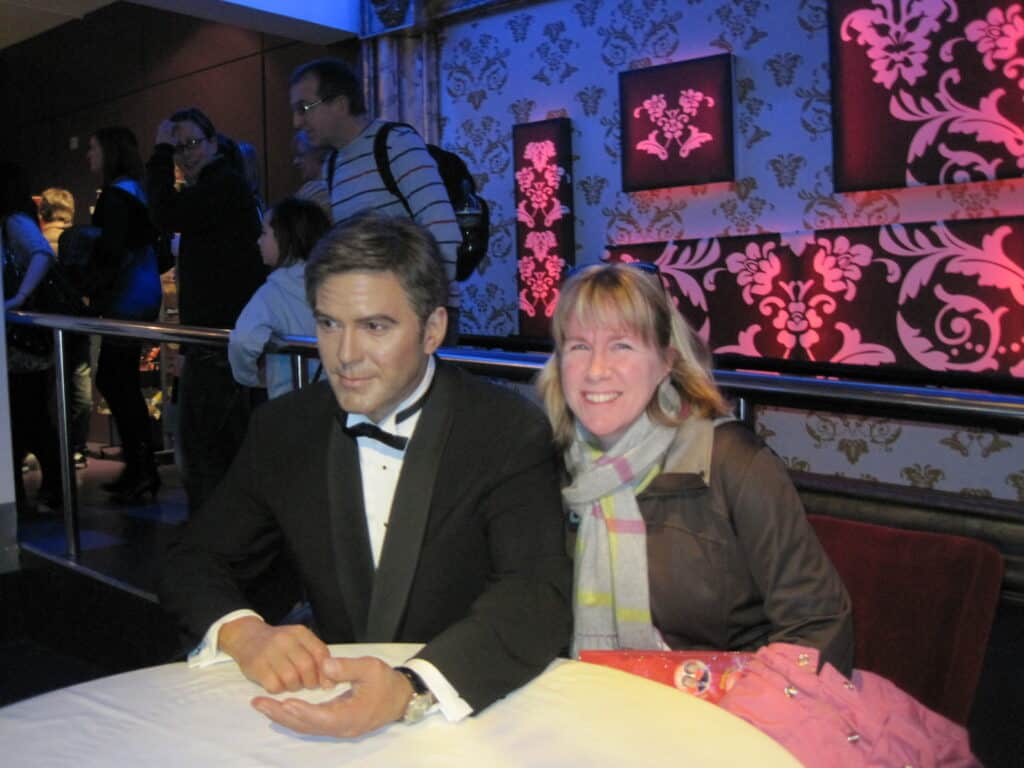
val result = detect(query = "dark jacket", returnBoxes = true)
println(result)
[639,419,854,674]
[158,363,573,711]
[146,146,264,329]
[90,179,161,320]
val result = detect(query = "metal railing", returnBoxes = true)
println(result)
[8,310,1024,559]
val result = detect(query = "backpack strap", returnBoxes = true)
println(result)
[326,148,339,196]
[372,121,416,218]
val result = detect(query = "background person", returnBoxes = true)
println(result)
[86,126,164,503]
[538,263,854,673]
[37,187,75,256]
[2,162,62,512]
[38,187,91,467]
[146,107,265,514]
[158,212,571,739]
[288,58,463,341]
[229,196,330,398]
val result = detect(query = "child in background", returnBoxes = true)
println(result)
[229,196,330,399]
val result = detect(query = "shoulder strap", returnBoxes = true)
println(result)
[326,148,339,195]
[373,121,415,218]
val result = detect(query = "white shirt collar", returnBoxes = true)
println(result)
[345,355,436,436]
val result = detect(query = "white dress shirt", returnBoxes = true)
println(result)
[190,357,472,722]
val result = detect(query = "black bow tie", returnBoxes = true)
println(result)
[343,422,408,451]
[341,386,430,451]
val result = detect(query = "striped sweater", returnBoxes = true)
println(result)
[325,119,461,306]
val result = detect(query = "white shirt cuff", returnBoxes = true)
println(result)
[187,609,263,669]
[403,657,474,722]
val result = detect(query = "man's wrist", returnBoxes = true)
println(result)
[217,615,265,658]
[394,666,436,724]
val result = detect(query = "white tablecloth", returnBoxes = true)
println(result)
[2,643,801,767]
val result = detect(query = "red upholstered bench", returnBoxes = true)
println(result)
[807,514,1003,724]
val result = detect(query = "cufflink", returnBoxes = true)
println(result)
[394,666,436,724]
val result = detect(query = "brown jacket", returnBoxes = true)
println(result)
[638,419,854,674]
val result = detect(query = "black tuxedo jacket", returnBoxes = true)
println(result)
[158,362,572,710]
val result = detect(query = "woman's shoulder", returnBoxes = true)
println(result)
[707,418,776,479]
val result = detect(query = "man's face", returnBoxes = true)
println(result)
[172,121,217,185]
[314,270,446,422]
[290,74,344,149]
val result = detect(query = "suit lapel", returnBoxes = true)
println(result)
[364,365,457,641]
[326,416,374,640]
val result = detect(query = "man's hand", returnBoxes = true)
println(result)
[251,656,415,739]
[155,119,176,147]
[218,616,331,693]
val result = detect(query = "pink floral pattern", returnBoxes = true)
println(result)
[514,125,574,328]
[518,230,563,318]
[966,3,1024,83]
[607,214,1022,376]
[726,242,781,304]
[813,235,874,300]
[839,0,954,90]
[835,0,1024,188]
[633,88,716,160]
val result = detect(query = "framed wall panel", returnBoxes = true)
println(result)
[830,0,1024,191]
[619,53,734,192]
[513,117,575,339]
[605,215,1024,382]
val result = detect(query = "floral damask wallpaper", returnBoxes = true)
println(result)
[431,0,1024,503]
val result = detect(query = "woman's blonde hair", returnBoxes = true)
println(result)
[538,263,730,448]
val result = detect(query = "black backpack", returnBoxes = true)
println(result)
[328,122,490,281]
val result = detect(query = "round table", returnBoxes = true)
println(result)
[1,643,801,767]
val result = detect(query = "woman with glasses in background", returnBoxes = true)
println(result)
[146,107,265,514]
[85,126,163,503]
[538,262,854,673]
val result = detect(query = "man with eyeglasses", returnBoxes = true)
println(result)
[288,58,463,342]
[146,107,267,515]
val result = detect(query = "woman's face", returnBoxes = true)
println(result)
[258,211,280,267]
[560,316,672,449]
[86,136,103,175]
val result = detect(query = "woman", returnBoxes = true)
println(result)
[146,107,265,514]
[539,263,854,673]
[87,126,163,502]
[229,196,329,399]
[1,162,62,511]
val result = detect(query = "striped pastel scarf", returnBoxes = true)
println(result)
[563,394,680,656]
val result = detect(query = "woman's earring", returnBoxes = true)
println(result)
[657,377,681,415]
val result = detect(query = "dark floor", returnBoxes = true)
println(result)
[16,445,187,596]
[2,452,1022,766]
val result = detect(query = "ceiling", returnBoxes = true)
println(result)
[0,0,359,51]
[0,0,115,50]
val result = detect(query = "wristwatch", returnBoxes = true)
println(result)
[394,666,436,724]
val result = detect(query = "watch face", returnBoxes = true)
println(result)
[403,692,433,724]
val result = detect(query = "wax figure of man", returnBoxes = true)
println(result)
[158,212,572,738]
[289,57,463,341]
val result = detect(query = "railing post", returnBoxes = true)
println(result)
[735,395,756,430]
[292,353,308,390]
[52,327,81,560]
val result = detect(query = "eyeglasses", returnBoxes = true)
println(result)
[172,137,207,156]
[292,94,337,117]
